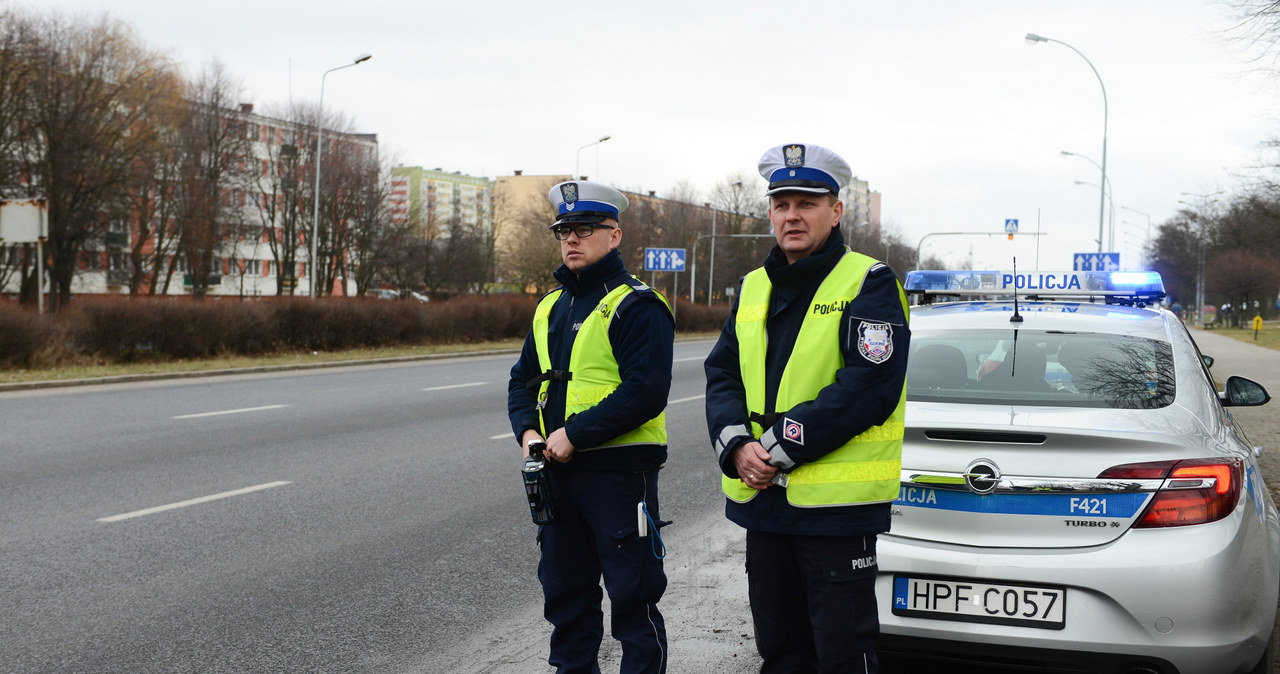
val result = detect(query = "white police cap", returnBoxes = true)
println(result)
[758,143,852,196]
[547,180,629,227]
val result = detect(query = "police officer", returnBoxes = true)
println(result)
[508,180,674,674]
[704,144,910,673]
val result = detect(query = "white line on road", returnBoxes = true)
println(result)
[669,395,705,405]
[489,433,511,440]
[173,404,289,420]
[674,356,705,363]
[97,481,292,523]
[421,382,487,392]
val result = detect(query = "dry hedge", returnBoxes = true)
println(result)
[0,294,728,369]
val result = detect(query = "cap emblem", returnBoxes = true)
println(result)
[560,183,578,204]
[784,144,805,168]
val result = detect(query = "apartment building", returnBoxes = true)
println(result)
[2,103,379,299]
[390,166,494,240]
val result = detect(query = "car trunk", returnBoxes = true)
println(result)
[891,403,1212,548]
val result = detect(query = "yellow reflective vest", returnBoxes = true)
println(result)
[532,280,670,449]
[722,249,907,507]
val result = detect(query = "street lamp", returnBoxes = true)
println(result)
[708,180,743,305]
[1178,191,1224,326]
[1061,150,1116,250]
[575,135,611,180]
[1119,205,1151,267]
[310,52,372,299]
[1028,33,1108,253]
[1072,179,1114,251]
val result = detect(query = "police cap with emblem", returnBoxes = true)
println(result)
[758,143,853,196]
[548,180,629,228]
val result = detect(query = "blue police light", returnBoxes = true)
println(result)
[905,270,1164,300]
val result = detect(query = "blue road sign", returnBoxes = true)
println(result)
[1004,219,1019,234]
[1073,252,1121,271]
[644,247,686,272]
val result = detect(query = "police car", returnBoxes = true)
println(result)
[877,270,1280,674]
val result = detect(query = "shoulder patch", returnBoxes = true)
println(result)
[856,320,893,364]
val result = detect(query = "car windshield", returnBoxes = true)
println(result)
[907,329,1174,409]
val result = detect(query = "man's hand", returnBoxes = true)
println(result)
[732,441,777,490]
[544,427,576,463]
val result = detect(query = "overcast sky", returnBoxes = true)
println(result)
[27,0,1280,271]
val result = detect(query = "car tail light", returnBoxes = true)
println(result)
[1098,458,1243,528]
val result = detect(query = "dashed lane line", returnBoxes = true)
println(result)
[97,481,292,523]
[173,404,289,420]
[421,382,487,392]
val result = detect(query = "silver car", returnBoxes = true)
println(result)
[877,270,1280,674]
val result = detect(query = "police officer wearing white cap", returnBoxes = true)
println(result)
[508,180,674,673]
[704,144,910,673]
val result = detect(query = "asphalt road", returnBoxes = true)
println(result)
[7,329,1280,674]
[0,340,737,674]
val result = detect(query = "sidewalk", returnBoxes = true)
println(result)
[1187,328,1280,498]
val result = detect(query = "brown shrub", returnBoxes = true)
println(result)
[2,293,716,369]
[0,304,64,367]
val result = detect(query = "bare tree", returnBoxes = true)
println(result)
[252,105,311,296]
[497,177,562,295]
[17,12,180,308]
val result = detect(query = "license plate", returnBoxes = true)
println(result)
[892,575,1066,630]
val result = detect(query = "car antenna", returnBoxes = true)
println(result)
[1010,257,1023,324]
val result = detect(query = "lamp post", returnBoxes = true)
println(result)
[1061,150,1115,250]
[575,135,611,180]
[310,53,371,299]
[1028,33,1108,253]
[1119,206,1151,267]
[706,180,743,305]
[1179,191,1224,327]
[1073,180,1114,252]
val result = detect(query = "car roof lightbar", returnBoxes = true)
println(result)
[904,270,1165,303]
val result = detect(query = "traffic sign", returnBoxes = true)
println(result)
[644,247,686,272]
[1004,219,1019,234]
[1073,252,1121,272]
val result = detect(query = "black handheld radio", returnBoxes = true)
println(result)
[522,440,556,525]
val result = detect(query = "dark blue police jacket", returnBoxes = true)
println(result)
[704,228,910,536]
[508,249,674,472]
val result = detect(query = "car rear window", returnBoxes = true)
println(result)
[907,330,1174,409]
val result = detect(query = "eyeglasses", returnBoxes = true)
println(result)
[552,223,614,240]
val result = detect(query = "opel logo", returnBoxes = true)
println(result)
[964,459,1001,495]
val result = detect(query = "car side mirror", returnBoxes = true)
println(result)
[1221,376,1270,407]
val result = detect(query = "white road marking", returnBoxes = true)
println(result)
[97,481,292,522]
[673,356,705,363]
[173,404,289,419]
[421,382,487,392]
[489,433,511,440]
[669,395,705,405]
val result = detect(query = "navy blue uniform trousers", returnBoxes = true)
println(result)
[746,531,880,674]
[538,468,667,674]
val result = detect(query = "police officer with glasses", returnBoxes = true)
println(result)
[508,180,674,674]
[704,144,910,673]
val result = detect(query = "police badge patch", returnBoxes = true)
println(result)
[784,144,805,168]
[856,321,893,364]
[560,183,578,203]
[783,417,804,445]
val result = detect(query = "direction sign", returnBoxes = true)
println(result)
[1073,252,1121,272]
[644,247,686,272]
